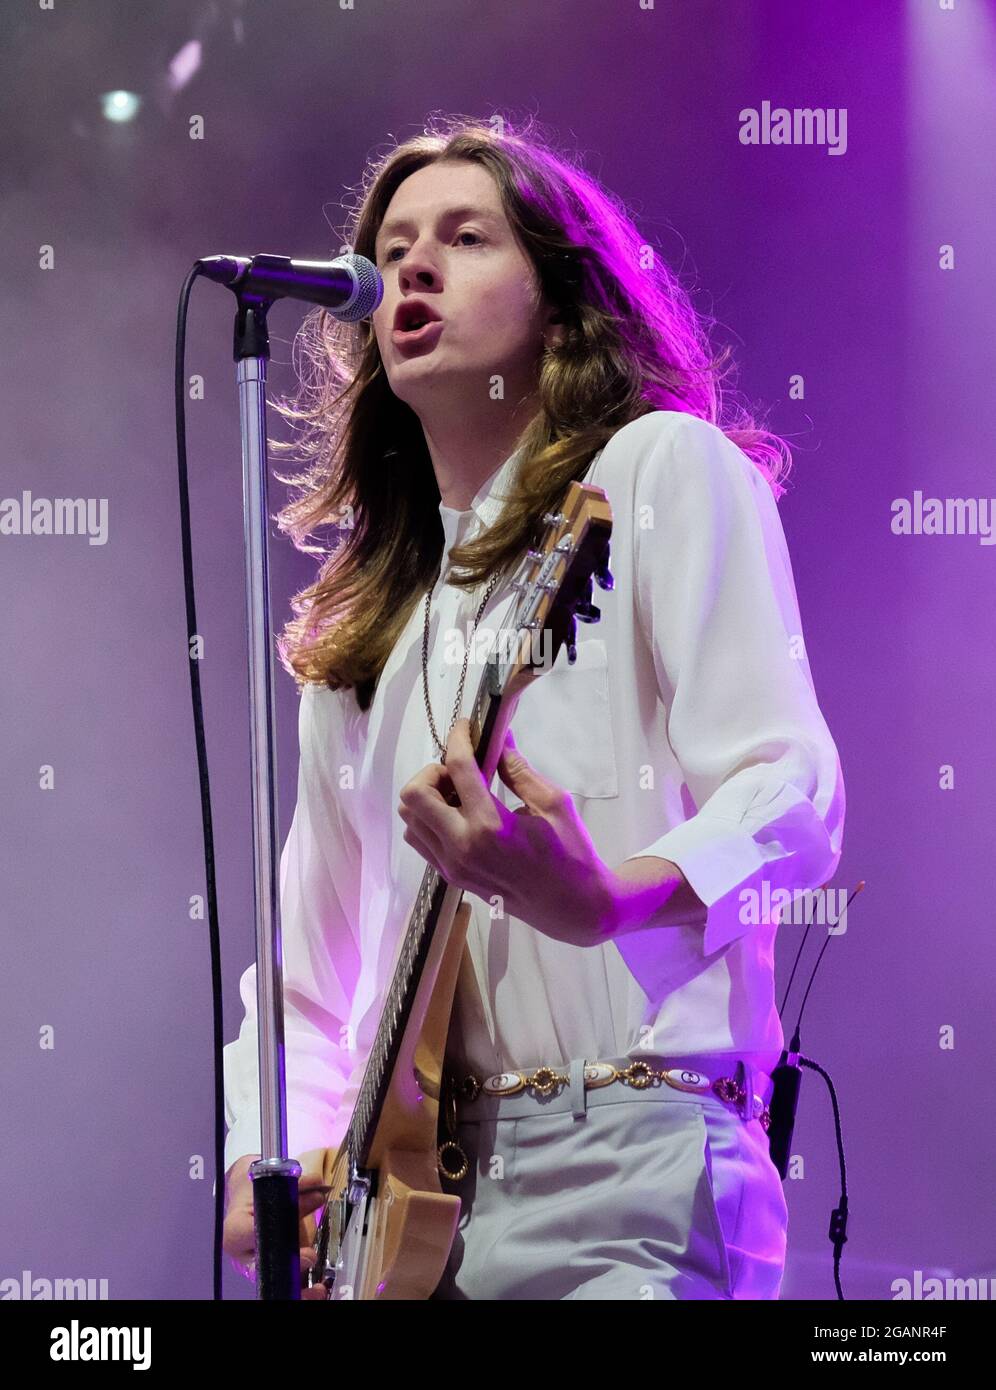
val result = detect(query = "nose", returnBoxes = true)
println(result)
[399,262,438,291]
[389,233,441,289]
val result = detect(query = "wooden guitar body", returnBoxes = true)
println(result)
[317,896,472,1299]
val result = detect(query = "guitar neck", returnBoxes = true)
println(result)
[343,649,512,1173]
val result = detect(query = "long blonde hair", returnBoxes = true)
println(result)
[271,112,792,711]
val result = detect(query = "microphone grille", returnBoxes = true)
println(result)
[335,251,383,321]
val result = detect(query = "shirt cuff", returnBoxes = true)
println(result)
[622,812,769,958]
[223,1105,351,1175]
[224,1113,263,1175]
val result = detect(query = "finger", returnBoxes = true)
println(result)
[497,735,565,814]
[402,822,450,880]
[407,819,500,901]
[297,1184,330,1214]
[404,725,498,851]
[401,759,455,801]
[440,718,493,816]
[300,1245,330,1299]
[399,780,466,849]
[225,1246,255,1281]
[222,1216,256,1262]
[224,1236,255,1267]
[398,760,464,844]
[498,723,518,764]
[399,766,460,824]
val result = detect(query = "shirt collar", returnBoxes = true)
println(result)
[437,443,526,556]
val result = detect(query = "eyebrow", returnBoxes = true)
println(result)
[375,204,502,248]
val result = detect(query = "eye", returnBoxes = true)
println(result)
[381,230,484,264]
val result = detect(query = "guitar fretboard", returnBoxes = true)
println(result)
[342,626,507,1175]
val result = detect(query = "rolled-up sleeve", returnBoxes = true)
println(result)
[223,681,363,1170]
[620,413,845,958]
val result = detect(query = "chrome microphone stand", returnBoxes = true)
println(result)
[233,291,302,1300]
[201,251,381,1299]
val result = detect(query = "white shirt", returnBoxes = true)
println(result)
[223,409,846,1170]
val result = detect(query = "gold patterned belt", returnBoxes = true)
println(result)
[437,1058,772,1181]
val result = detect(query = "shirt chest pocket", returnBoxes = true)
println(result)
[506,637,619,799]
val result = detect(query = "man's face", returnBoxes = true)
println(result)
[370,159,552,412]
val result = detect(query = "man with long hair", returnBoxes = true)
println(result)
[222,113,845,1300]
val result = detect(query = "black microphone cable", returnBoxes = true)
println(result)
[174,262,228,1299]
[769,880,865,1299]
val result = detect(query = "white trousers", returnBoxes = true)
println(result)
[430,1054,788,1300]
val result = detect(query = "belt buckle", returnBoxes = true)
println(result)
[662,1067,712,1095]
[481,1070,526,1097]
[583,1062,618,1090]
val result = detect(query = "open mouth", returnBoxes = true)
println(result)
[391,317,444,348]
[393,300,443,335]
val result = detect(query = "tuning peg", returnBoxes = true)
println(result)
[509,548,544,592]
[594,555,614,590]
[565,612,578,663]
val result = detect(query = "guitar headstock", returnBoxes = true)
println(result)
[500,481,613,700]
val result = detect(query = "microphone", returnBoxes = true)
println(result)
[197,250,383,321]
